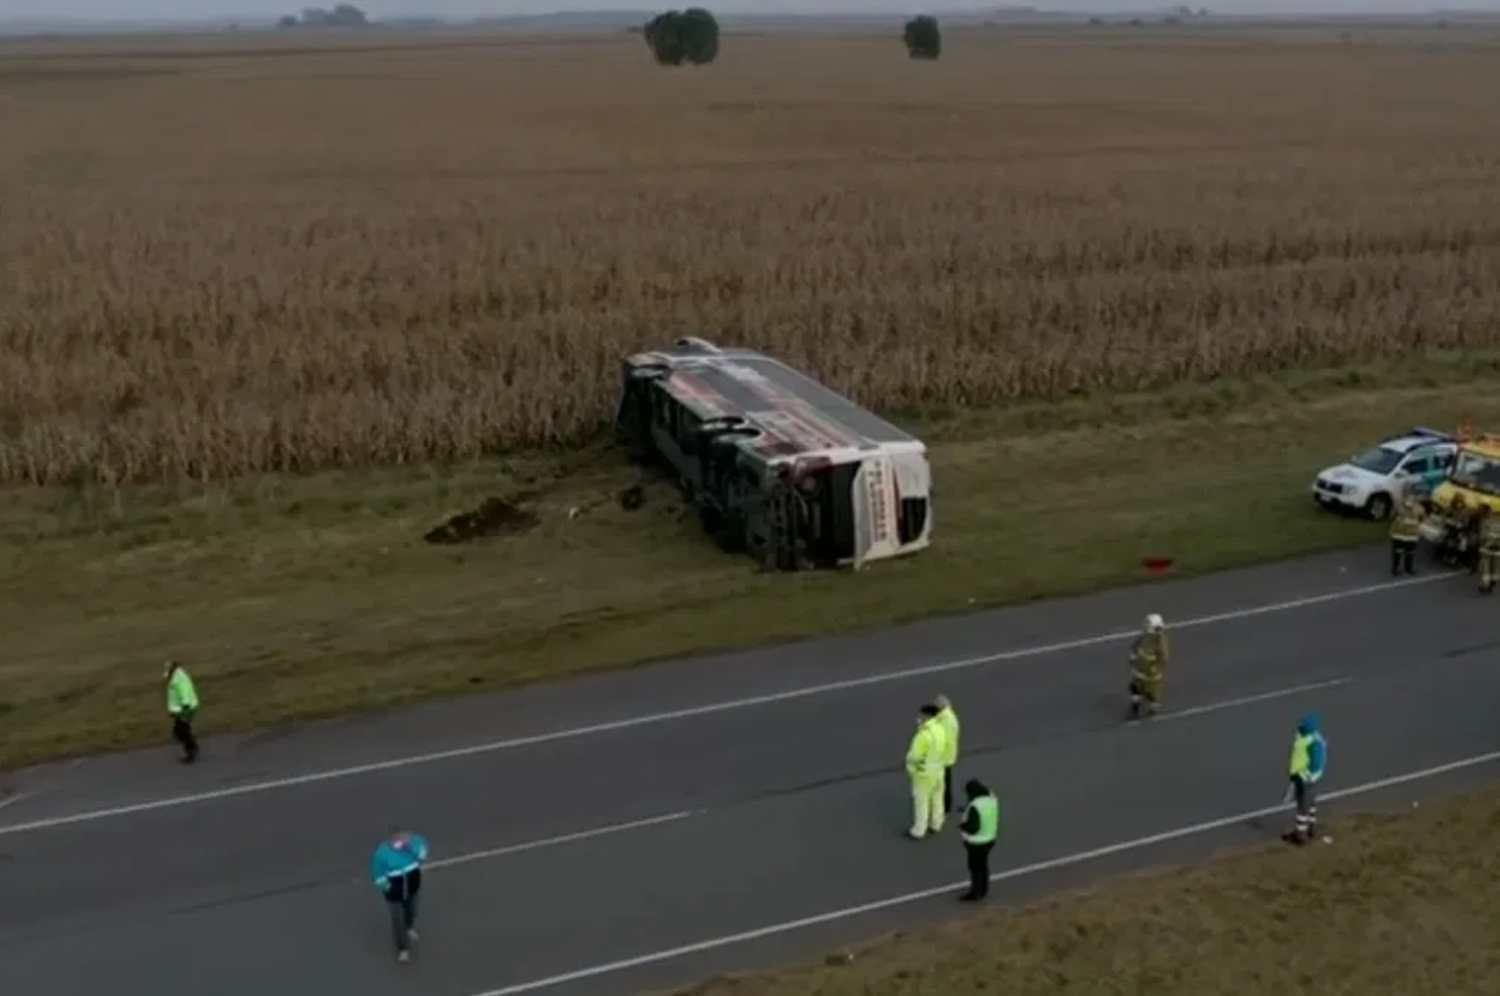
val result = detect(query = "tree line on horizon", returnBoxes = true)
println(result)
[638,9,943,64]
[266,4,944,61]
[276,4,368,29]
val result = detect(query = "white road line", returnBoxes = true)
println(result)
[0,793,25,812]
[426,811,694,873]
[359,677,1347,880]
[397,678,1347,876]
[0,570,1455,839]
[1153,676,1352,723]
[468,746,1500,996]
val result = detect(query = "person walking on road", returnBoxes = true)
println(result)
[1128,613,1169,719]
[906,703,949,839]
[957,778,999,902]
[1283,712,1327,846]
[164,660,200,763]
[372,827,430,963]
[933,694,961,813]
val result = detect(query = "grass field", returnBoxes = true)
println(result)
[1,27,1499,484]
[675,783,1500,996]
[3,362,1498,768]
[2,26,1500,766]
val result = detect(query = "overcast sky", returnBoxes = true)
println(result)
[2,0,1494,22]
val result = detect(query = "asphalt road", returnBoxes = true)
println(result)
[3,546,1499,996]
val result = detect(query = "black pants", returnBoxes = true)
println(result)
[1390,539,1416,575]
[942,766,954,813]
[384,870,422,952]
[171,714,198,760]
[1291,777,1318,840]
[964,841,994,898]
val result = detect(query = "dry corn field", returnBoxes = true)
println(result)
[2,28,1500,486]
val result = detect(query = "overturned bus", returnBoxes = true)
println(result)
[614,337,933,571]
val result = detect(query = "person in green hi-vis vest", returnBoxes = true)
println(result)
[958,778,999,901]
[164,660,200,763]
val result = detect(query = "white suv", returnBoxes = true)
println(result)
[1311,428,1456,520]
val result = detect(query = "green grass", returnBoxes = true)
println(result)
[4,356,1499,769]
[669,785,1500,996]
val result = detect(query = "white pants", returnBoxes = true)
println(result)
[909,775,944,837]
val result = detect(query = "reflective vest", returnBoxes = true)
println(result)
[1390,505,1422,542]
[167,669,199,716]
[961,795,999,845]
[935,707,960,766]
[1289,732,1326,782]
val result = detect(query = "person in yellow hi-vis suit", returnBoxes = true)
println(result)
[933,694,960,814]
[906,703,949,839]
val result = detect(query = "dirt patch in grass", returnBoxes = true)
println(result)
[423,494,541,544]
[2,360,1499,768]
[676,785,1500,996]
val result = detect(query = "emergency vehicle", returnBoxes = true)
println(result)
[1310,427,1456,520]
[1418,431,1500,544]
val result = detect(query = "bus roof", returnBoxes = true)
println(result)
[625,339,922,459]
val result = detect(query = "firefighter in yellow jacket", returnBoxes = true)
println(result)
[1442,494,1471,568]
[1388,492,1423,576]
[906,703,949,839]
[1478,506,1500,594]
[1461,502,1484,574]
[1128,613,1169,719]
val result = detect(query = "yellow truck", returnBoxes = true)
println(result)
[1418,433,1500,547]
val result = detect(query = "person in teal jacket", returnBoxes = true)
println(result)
[371,828,430,962]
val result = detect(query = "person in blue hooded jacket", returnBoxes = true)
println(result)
[371,827,430,962]
[1284,712,1327,846]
